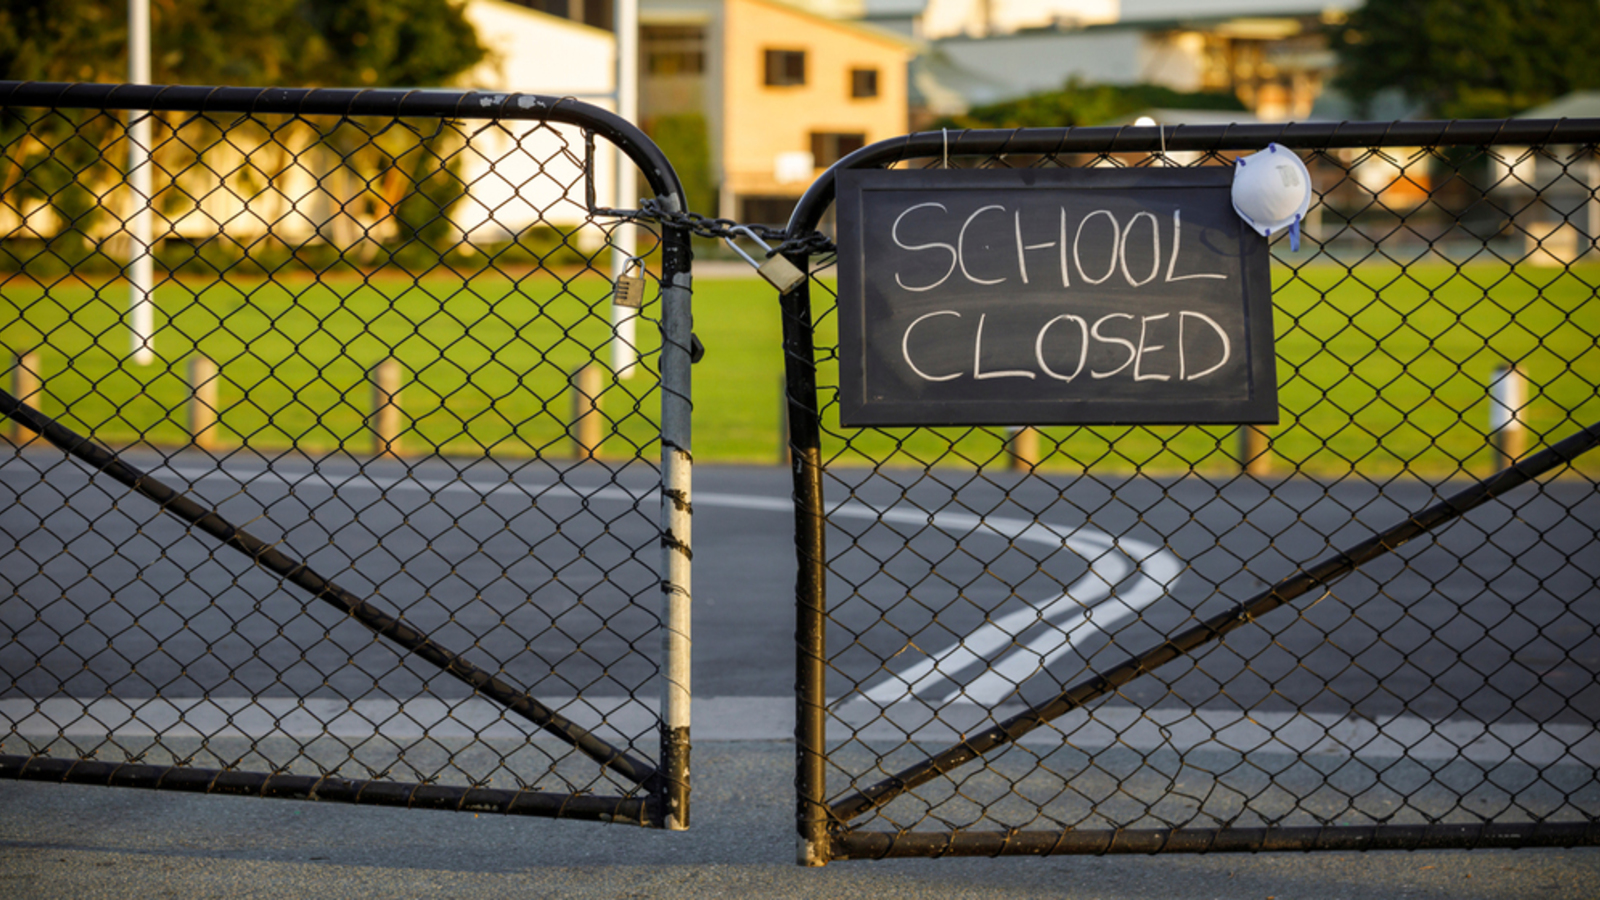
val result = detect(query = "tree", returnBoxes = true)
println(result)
[1333,0,1600,120]
[935,79,1246,130]
[0,1,489,266]
[0,0,485,88]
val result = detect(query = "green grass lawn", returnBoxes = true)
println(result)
[3,260,1597,478]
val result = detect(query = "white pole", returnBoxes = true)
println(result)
[610,0,640,377]
[128,0,155,365]
[1489,364,1527,468]
[1587,151,1598,259]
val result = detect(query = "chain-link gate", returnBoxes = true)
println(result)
[0,82,694,828]
[780,122,1600,862]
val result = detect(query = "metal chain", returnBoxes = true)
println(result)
[600,197,837,258]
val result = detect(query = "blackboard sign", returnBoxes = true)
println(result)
[834,167,1278,427]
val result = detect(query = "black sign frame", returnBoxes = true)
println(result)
[834,166,1278,427]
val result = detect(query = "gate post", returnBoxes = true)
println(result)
[369,357,403,458]
[8,351,40,444]
[188,355,220,451]
[1007,426,1040,471]
[571,364,604,459]
[779,252,832,866]
[1238,425,1271,476]
[656,215,695,832]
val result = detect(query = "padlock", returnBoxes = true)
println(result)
[612,257,647,309]
[724,226,807,293]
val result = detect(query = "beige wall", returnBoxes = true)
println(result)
[720,0,910,200]
[456,0,618,237]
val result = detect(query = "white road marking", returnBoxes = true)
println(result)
[147,463,1187,709]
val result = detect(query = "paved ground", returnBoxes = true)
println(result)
[4,743,1600,899]
[3,452,1598,896]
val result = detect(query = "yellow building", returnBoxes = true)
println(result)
[641,0,916,226]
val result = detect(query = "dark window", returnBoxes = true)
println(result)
[740,196,799,229]
[643,25,706,75]
[764,49,807,87]
[810,132,867,168]
[850,68,879,99]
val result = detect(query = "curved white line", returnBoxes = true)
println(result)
[844,510,1181,707]
[160,465,1184,708]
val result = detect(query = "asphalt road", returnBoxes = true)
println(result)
[3,448,1596,722]
[2,445,1598,885]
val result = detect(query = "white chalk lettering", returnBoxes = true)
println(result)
[1073,209,1120,286]
[1058,208,1070,287]
[1166,210,1227,282]
[958,205,1007,286]
[1013,210,1058,286]
[1133,313,1170,382]
[892,203,958,292]
[1178,310,1231,380]
[974,313,1035,380]
[1090,313,1137,379]
[890,203,1229,291]
[902,310,963,381]
[1036,314,1089,382]
[1120,211,1161,288]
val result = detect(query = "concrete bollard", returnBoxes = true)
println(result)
[188,355,220,451]
[1006,426,1040,472]
[1238,425,1271,477]
[571,364,603,460]
[369,357,403,458]
[1489,364,1528,470]
[8,350,40,443]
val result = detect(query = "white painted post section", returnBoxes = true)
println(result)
[1489,364,1528,470]
[128,0,155,365]
[658,244,693,831]
[610,0,641,378]
[1588,153,1599,258]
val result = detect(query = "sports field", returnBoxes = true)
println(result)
[2,260,1596,476]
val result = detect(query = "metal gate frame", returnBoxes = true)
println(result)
[0,81,694,829]
[779,120,1600,863]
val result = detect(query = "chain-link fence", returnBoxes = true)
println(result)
[0,82,693,828]
[781,122,1600,862]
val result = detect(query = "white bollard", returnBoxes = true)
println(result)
[1489,364,1528,469]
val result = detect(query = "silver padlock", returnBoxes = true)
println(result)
[612,256,647,309]
[724,226,806,293]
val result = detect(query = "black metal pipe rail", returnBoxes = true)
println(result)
[0,387,661,789]
[0,80,681,194]
[0,754,650,825]
[783,122,1600,863]
[785,118,1600,233]
[0,79,694,826]
[828,419,1600,825]
[834,822,1600,859]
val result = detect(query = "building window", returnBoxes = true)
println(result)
[764,49,807,87]
[741,196,799,228]
[810,132,866,168]
[643,25,706,76]
[850,68,879,99]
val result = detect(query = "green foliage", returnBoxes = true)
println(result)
[644,113,717,218]
[1333,0,1600,119]
[291,0,488,88]
[935,78,1246,130]
[0,2,487,269]
[0,0,486,87]
[393,134,469,251]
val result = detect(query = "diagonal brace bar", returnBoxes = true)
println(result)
[831,419,1600,824]
[0,388,661,791]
